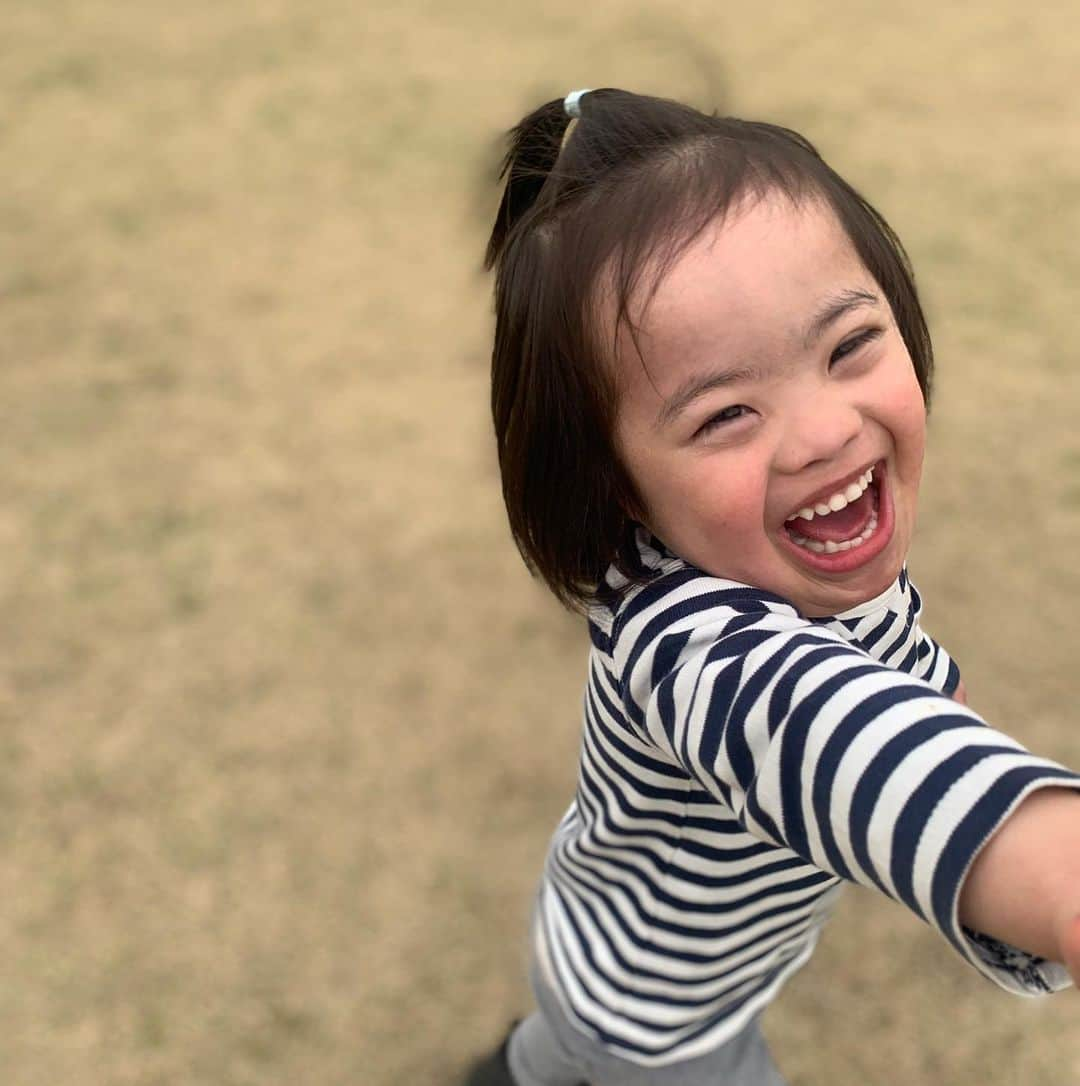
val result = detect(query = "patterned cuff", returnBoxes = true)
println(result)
[961,926,1072,995]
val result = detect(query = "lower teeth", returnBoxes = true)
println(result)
[789,511,878,555]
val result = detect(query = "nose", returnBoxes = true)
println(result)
[774,387,862,475]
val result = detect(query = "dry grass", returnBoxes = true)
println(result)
[3,1,1080,1083]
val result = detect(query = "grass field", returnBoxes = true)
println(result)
[4,2,1080,1083]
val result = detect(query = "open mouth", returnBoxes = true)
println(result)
[781,462,892,569]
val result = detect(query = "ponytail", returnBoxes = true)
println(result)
[484,97,574,270]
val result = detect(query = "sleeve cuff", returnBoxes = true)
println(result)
[959,926,1072,995]
[938,773,1080,995]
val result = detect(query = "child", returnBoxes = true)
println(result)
[466,88,1080,1086]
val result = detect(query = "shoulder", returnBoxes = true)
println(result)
[587,526,827,650]
[590,527,899,683]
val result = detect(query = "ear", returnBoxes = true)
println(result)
[612,463,648,525]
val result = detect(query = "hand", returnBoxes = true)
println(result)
[951,678,968,706]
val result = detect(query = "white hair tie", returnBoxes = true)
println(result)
[563,89,591,118]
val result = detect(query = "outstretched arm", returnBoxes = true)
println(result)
[950,680,1080,975]
[959,786,1080,978]
[622,590,1079,995]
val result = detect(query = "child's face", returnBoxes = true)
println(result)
[612,195,927,617]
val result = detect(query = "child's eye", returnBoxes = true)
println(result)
[830,327,883,366]
[695,404,753,438]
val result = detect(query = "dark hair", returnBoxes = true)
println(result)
[485,88,934,611]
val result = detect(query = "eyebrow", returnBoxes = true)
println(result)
[654,287,883,429]
[655,364,764,429]
[802,288,881,349]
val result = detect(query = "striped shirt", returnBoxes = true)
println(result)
[533,531,1078,1066]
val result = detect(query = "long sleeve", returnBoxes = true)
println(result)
[614,572,1079,994]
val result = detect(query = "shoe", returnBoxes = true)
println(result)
[461,1021,590,1086]
[461,1023,518,1085]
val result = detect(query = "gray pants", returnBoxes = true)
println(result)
[509,969,788,1086]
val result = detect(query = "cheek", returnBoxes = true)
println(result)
[635,456,744,538]
[882,367,928,461]
[679,465,770,550]
[617,441,689,535]
[901,399,928,464]
[711,481,766,529]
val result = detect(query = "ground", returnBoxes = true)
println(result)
[3,2,1080,1083]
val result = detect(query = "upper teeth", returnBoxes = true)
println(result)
[786,467,874,522]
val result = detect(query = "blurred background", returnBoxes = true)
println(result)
[4,1,1080,1083]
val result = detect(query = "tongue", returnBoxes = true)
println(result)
[793,487,874,543]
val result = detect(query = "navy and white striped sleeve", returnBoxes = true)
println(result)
[613,577,1080,995]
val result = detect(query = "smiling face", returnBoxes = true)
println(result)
[612,195,927,617]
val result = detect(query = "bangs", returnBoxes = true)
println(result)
[563,138,816,383]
